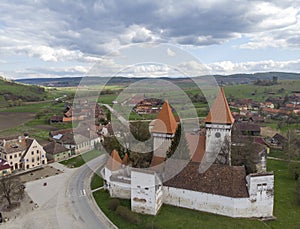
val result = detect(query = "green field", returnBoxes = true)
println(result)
[224,80,300,101]
[60,150,103,168]
[0,101,71,142]
[0,77,47,107]
[91,159,300,228]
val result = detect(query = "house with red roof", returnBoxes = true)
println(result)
[0,158,12,176]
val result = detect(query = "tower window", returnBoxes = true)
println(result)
[215,132,221,138]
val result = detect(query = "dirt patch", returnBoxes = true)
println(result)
[35,125,59,131]
[261,126,279,137]
[18,165,63,183]
[0,192,35,224]
[0,112,35,131]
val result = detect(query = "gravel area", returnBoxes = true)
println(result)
[18,165,63,183]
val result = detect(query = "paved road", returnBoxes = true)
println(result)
[62,154,115,229]
[101,103,130,126]
[3,155,115,229]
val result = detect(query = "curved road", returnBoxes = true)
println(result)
[3,154,115,229]
[59,154,115,229]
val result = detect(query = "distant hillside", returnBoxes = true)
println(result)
[16,72,300,87]
[0,77,47,107]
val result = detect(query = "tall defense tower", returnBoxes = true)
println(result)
[204,88,234,165]
[151,101,178,159]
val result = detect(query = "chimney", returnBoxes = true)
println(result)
[24,132,29,139]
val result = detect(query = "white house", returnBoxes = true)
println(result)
[0,136,47,170]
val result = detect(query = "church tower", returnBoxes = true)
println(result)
[151,101,178,160]
[204,87,234,165]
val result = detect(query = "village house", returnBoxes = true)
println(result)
[102,88,274,219]
[43,141,71,162]
[233,122,261,136]
[50,123,101,154]
[0,158,12,176]
[270,133,287,149]
[0,136,47,171]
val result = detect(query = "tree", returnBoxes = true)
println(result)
[130,121,151,142]
[297,184,300,205]
[129,151,153,168]
[0,176,24,207]
[167,124,190,160]
[285,129,299,162]
[102,136,125,157]
[231,138,259,174]
[214,136,231,165]
[288,163,300,181]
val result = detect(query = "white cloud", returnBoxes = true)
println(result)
[207,59,300,74]
[167,48,176,57]
[0,1,300,78]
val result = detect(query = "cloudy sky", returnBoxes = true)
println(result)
[1,0,300,79]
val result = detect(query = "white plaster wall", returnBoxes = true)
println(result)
[205,124,232,164]
[131,171,162,215]
[247,174,274,209]
[153,136,172,158]
[23,140,47,169]
[109,181,131,199]
[163,185,273,218]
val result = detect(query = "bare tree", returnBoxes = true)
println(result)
[285,129,299,162]
[0,176,24,207]
[214,136,231,165]
[231,137,259,174]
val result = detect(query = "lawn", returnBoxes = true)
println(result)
[224,80,300,102]
[91,159,300,228]
[267,159,300,228]
[91,172,104,190]
[60,149,103,168]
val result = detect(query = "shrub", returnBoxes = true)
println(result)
[116,205,140,224]
[297,184,300,205]
[144,222,160,229]
[108,198,120,211]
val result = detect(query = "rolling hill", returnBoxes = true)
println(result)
[16,72,300,87]
[0,77,47,107]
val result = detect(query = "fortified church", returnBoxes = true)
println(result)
[102,88,274,218]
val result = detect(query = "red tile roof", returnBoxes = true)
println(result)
[43,141,69,155]
[0,158,11,171]
[122,153,129,165]
[150,156,165,167]
[151,101,178,134]
[186,133,206,163]
[164,163,249,198]
[106,149,122,171]
[205,88,234,124]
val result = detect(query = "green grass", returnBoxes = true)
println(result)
[224,80,300,101]
[267,159,300,228]
[269,149,288,160]
[60,149,103,168]
[91,172,104,190]
[91,159,300,228]
[93,188,265,229]
[0,101,52,113]
[0,77,47,107]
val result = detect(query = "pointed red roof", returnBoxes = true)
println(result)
[106,149,122,171]
[151,101,178,134]
[205,87,234,124]
[122,153,129,165]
